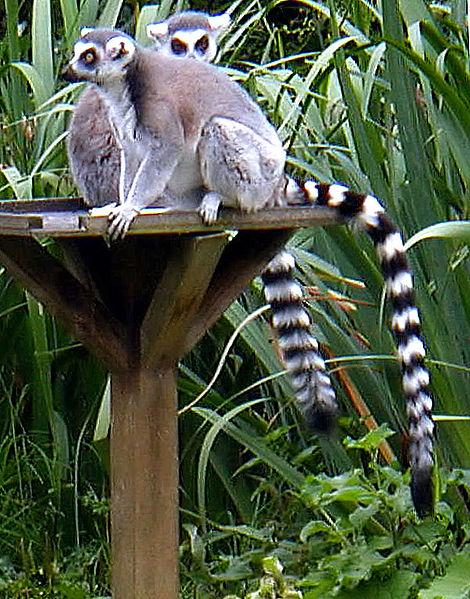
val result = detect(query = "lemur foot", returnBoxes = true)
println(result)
[107,204,140,240]
[198,192,221,225]
[89,203,117,217]
[284,176,308,205]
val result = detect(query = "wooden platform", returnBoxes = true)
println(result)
[0,197,342,236]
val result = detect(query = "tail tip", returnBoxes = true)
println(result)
[411,466,435,518]
[304,404,338,436]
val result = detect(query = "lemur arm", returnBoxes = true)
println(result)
[108,101,185,240]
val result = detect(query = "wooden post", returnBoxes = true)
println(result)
[111,368,179,599]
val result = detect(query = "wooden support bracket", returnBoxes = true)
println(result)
[0,236,129,370]
[141,233,231,367]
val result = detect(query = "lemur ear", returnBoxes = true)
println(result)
[105,35,135,59]
[147,21,169,40]
[207,12,230,32]
[80,26,94,37]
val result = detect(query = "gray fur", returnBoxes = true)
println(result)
[67,86,121,206]
[64,30,285,238]
[67,11,228,208]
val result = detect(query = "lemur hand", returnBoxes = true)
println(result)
[107,204,140,240]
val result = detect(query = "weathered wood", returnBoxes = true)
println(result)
[141,233,230,367]
[56,238,104,298]
[111,367,179,599]
[0,197,82,211]
[0,236,129,370]
[0,201,342,237]
[183,229,293,353]
[82,205,342,236]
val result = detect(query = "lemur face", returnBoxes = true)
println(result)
[147,11,230,62]
[168,29,212,60]
[63,29,136,83]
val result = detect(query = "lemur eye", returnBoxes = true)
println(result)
[195,35,209,54]
[82,49,96,64]
[170,39,187,56]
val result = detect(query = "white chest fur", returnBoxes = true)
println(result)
[100,79,137,147]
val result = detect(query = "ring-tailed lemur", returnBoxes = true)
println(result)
[66,11,230,207]
[65,15,337,436]
[63,28,434,516]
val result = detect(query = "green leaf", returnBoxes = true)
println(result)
[335,569,417,599]
[93,376,111,441]
[211,556,252,582]
[217,524,273,543]
[135,5,163,45]
[405,222,470,250]
[10,62,49,109]
[343,424,395,452]
[300,520,340,543]
[325,539,387,588]
[348,502,380,528]
[97,0,125,28]
[0,166,32,199]
[32,0,54,96]
[51,409,70,479]
[419,552,470,599]
[59,0,78,38]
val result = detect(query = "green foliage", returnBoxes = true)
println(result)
[178,427,470,598]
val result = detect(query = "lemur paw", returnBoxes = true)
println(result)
[89,203,117,217]
[198,192,221,225]
[107,204,140,240]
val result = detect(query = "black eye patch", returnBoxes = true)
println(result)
[171,39,187,56]
[195,35,209,54]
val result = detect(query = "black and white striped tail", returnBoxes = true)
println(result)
[297,181,435,517]
[261,250,337,432]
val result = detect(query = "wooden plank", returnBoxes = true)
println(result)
[0,237,130,370]
[141,233,230,367]
[0,205,341,237]
[66,236,178,331]
[0,214,43,230]
[80,205,342,237]
[0,197,82,212]
[111,367,179,599]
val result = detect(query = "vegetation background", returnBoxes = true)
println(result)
[0,0,470,597]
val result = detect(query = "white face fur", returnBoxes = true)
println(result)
[166,28,215,61]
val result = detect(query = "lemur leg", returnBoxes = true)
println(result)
[197,117,285,224]
[196,191,224,226]
[297,181,434,517]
